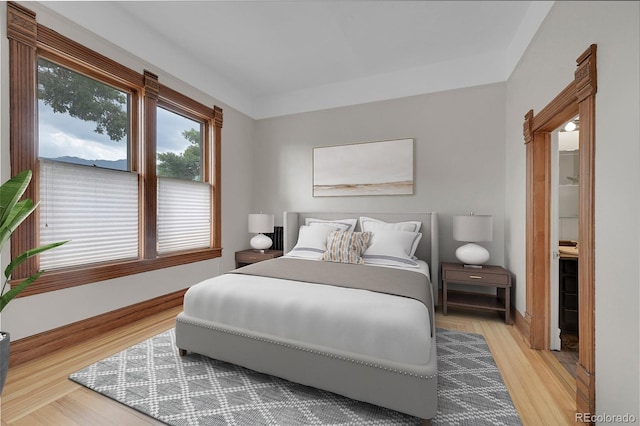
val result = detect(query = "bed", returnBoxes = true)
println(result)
[175,212,439,424]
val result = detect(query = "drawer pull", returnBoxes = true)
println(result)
[469,275,483,279]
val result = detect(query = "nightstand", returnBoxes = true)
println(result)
[235,249,283,268]
[441,262,512,324]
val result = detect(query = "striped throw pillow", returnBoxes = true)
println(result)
[321,230,372,264]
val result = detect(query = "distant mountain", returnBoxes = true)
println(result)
[43,156,128,171]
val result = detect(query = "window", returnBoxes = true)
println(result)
[156,106,211,254]
[157,107,202,180]
[37,57,130,171]
[37,58,139,269]
[7,3,222,295]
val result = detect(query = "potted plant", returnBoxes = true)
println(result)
[0,170,67,394]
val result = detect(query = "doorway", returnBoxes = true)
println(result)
[551,118,580,375]
[523,45,596,416]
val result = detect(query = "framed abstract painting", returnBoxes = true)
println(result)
[313,138,414,197]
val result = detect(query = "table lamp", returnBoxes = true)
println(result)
[248,213,274,252]
[453,213,493,268]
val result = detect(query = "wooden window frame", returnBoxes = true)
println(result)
[6,2,222,297]
[153,86,218,257]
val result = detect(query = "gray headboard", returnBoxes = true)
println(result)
[283,211,439,304]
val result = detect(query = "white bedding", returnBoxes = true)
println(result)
[183,260,432,365]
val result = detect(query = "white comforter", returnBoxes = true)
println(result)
[183,260,432,366]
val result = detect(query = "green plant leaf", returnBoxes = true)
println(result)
[0,170,31,226]
[0,169,66,314]
[4,241,69,280]
[0,271,42,313]
[0,199,37,249]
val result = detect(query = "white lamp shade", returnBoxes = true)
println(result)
[453,215,493,242]
[248,214,274,234]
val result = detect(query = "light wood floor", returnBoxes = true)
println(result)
[1,306,579,425]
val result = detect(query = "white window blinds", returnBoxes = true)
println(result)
[157,177,211,254]
[39,160,139,269]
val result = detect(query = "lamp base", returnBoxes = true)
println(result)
[455,243,490,266]
[250,233,272,251]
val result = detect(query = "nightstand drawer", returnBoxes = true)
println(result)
[235,249,283,268]
[236,252,268,263]
[444,270,510,285]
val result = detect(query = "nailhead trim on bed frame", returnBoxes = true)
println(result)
[177,318,437,380]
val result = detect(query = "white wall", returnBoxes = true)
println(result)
[253,84,507,266]
[0,3,255,340]
[505,0,639,420]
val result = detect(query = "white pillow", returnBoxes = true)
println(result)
[359,216,422,233]
[362,230,422,268]
[305,218,357,232]
[286,225,338,259]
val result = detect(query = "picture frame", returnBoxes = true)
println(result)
[313,138,414,197]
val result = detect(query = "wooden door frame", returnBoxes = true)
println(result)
[522,44,596,416]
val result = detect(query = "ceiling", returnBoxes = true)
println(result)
[36,1,554,119]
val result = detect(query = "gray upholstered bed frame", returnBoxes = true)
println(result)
[176,212,439,424]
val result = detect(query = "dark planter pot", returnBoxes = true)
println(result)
[0,332,9,395]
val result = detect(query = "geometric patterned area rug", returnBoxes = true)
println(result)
[435,329,522,425]
[69,328,521,426]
